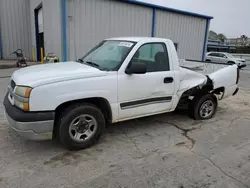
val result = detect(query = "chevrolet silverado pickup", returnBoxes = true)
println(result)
[4,37,239,150]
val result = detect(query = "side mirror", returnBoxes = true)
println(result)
[125,61,146,74]
[224,56,227,59]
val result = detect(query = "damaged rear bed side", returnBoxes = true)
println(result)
[176,60,239,108]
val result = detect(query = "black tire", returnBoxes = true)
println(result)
[205,59,211,62]
[57,103,105,150]
[227,61,235,65]
[188,94,217,120]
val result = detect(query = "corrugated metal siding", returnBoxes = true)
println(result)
[0,14,2,59]
[156,10,206,60]
[0,0,32,60]
[67,0,152,60]
[30,0,62,61]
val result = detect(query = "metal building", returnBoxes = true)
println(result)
[0,0,32,60]
[0,0,213,61]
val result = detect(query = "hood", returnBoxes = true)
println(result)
[12,61,107,87]
[231,57,245,62]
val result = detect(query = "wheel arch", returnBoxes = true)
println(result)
[227,61,235,65]
[55,97,113,124]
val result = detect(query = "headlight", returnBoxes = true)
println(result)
[14,86,32,111]
[14,99,29,111]
[15,86,32,98]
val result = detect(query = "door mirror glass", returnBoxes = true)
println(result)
[125,61,147,74]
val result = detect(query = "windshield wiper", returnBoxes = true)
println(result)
[85,61,100,68]
[81,61,102,70]
[77,58,84,63]
[78,60,109,71]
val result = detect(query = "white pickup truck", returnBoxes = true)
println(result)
[4,37,239,150]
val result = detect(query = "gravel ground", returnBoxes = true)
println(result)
[0,67,250,188]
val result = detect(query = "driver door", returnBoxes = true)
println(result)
[117,42,175,121]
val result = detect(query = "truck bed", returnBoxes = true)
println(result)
[179,59,231,75]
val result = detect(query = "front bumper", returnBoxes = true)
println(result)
[233,88,239,96]
[3,94,54,140]
[240,64,246,68]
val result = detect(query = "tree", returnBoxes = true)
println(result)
[208,30,218,40]
[240,35,248,46]
[217,33,227,43]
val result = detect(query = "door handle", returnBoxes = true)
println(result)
[164,77,174,83]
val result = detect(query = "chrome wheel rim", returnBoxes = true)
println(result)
[69,114,97,142]
[199,100,214,118]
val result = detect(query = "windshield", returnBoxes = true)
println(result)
[80,40,135,71]
[225,53,234,58]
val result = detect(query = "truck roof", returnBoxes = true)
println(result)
[106,37,170,42]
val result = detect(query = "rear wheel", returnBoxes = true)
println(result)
[205,59,211,62]
[189,94,217,120]
[57,103,105,150]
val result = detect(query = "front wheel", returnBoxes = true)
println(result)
[57,103,105,150]
[188,94,217,120]
[227,61,235,65]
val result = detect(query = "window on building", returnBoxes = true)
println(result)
[131,43,170,72]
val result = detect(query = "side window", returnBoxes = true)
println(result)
[219,54,226,58]
[209,53,217,57]
[132,43,170,72]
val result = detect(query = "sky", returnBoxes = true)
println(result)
[138,0,250,38]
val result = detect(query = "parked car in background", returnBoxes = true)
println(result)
[206,52,246,68]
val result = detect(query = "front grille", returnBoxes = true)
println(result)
[10,80,16,89]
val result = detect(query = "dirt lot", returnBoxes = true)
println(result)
[0,67,250,188]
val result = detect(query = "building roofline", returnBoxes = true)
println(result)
[119,0,213,20]
[208,39,221,42]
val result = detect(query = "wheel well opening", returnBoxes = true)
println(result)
[227,61,235,65]
[55,98,112,122]
[53,98,112,138]
[212,87,225,99]
[177,84,220,109]
[213,87,225,95]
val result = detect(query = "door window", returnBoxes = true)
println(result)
[208,53,219,57]
[132,43,170,72]
[218,53,226,58]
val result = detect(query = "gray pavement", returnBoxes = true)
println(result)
[0,67,250,188]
